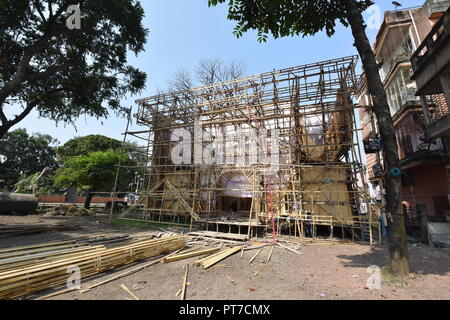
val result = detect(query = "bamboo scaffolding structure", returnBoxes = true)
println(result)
[112,55,377,245]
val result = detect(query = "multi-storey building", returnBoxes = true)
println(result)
[357,1,450,221]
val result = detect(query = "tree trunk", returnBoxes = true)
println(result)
[84,190,94,209]
[344,0,409,276]
[0,125,8,139]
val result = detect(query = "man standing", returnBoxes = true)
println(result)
[230,201,238,219]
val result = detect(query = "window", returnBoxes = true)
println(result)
[402,37,414,54]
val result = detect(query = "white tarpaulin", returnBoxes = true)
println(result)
[219,174,253,198]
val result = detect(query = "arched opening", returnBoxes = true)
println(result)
[217,173,253,219]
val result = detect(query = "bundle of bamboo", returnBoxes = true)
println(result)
[0,235,186,299]
[0,223,80,238]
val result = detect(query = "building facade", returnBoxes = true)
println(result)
[357,1,450,221]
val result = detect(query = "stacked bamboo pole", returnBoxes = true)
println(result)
[0,223,80,238]
[0,235,186,299]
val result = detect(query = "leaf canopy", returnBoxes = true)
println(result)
[207,0,373,41]
[0,0,148,134]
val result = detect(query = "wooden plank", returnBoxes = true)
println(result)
[200,246,242,269]
[163,247,220,263]
[193,250,226,266]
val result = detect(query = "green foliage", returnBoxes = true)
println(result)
[207,0,373,41]
[57,134,147,167]
[57,134,123,161]
[124,140,147,166]
[0,0,148,136]
[0,128,58,188]
[54,149,132,192]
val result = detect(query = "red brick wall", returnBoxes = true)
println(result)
[39,195,124,203]
[432,93,449,119]
[401,163,450,216]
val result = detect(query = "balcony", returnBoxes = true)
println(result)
[395,110,450,169]
[411,7,450,137]
[425,0,450,19]
[412,7,450,80]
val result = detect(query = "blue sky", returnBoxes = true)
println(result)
[12,0,425,146]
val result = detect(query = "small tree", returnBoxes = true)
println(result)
[207,0,409,276]
[0,0,148,138]
[54,149,131,208]
[14,168,57,196]
[0,128,58,188]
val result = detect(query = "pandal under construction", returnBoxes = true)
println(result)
[116,56,381,244]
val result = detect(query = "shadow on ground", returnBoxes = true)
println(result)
[337,244,450,276]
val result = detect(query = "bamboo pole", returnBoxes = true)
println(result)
[180,265,188,301]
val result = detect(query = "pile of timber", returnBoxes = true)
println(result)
[193,246,243,269]
[0,235,186,299]
[188,231,248,243]
[0,223,80,238]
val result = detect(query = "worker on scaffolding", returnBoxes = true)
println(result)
[230,201,238,220]
[305,211,313,237]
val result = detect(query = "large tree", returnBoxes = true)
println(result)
[0,0,148,138]
[207,0,409,276]
[57,134,122,160]
[0,128,58,188]
[57,134,147,164]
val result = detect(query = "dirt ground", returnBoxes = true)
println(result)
[1,214,450,300]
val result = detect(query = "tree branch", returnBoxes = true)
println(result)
[34,0,47,23]
[0,1,71,106]
[0,100,38,138]
[47,0,54,18]
[0,106,8,125]
[24,63,72,82]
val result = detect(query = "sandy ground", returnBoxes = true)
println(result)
[1,214,450,300]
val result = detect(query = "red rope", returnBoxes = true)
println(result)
[246,103,277,244]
